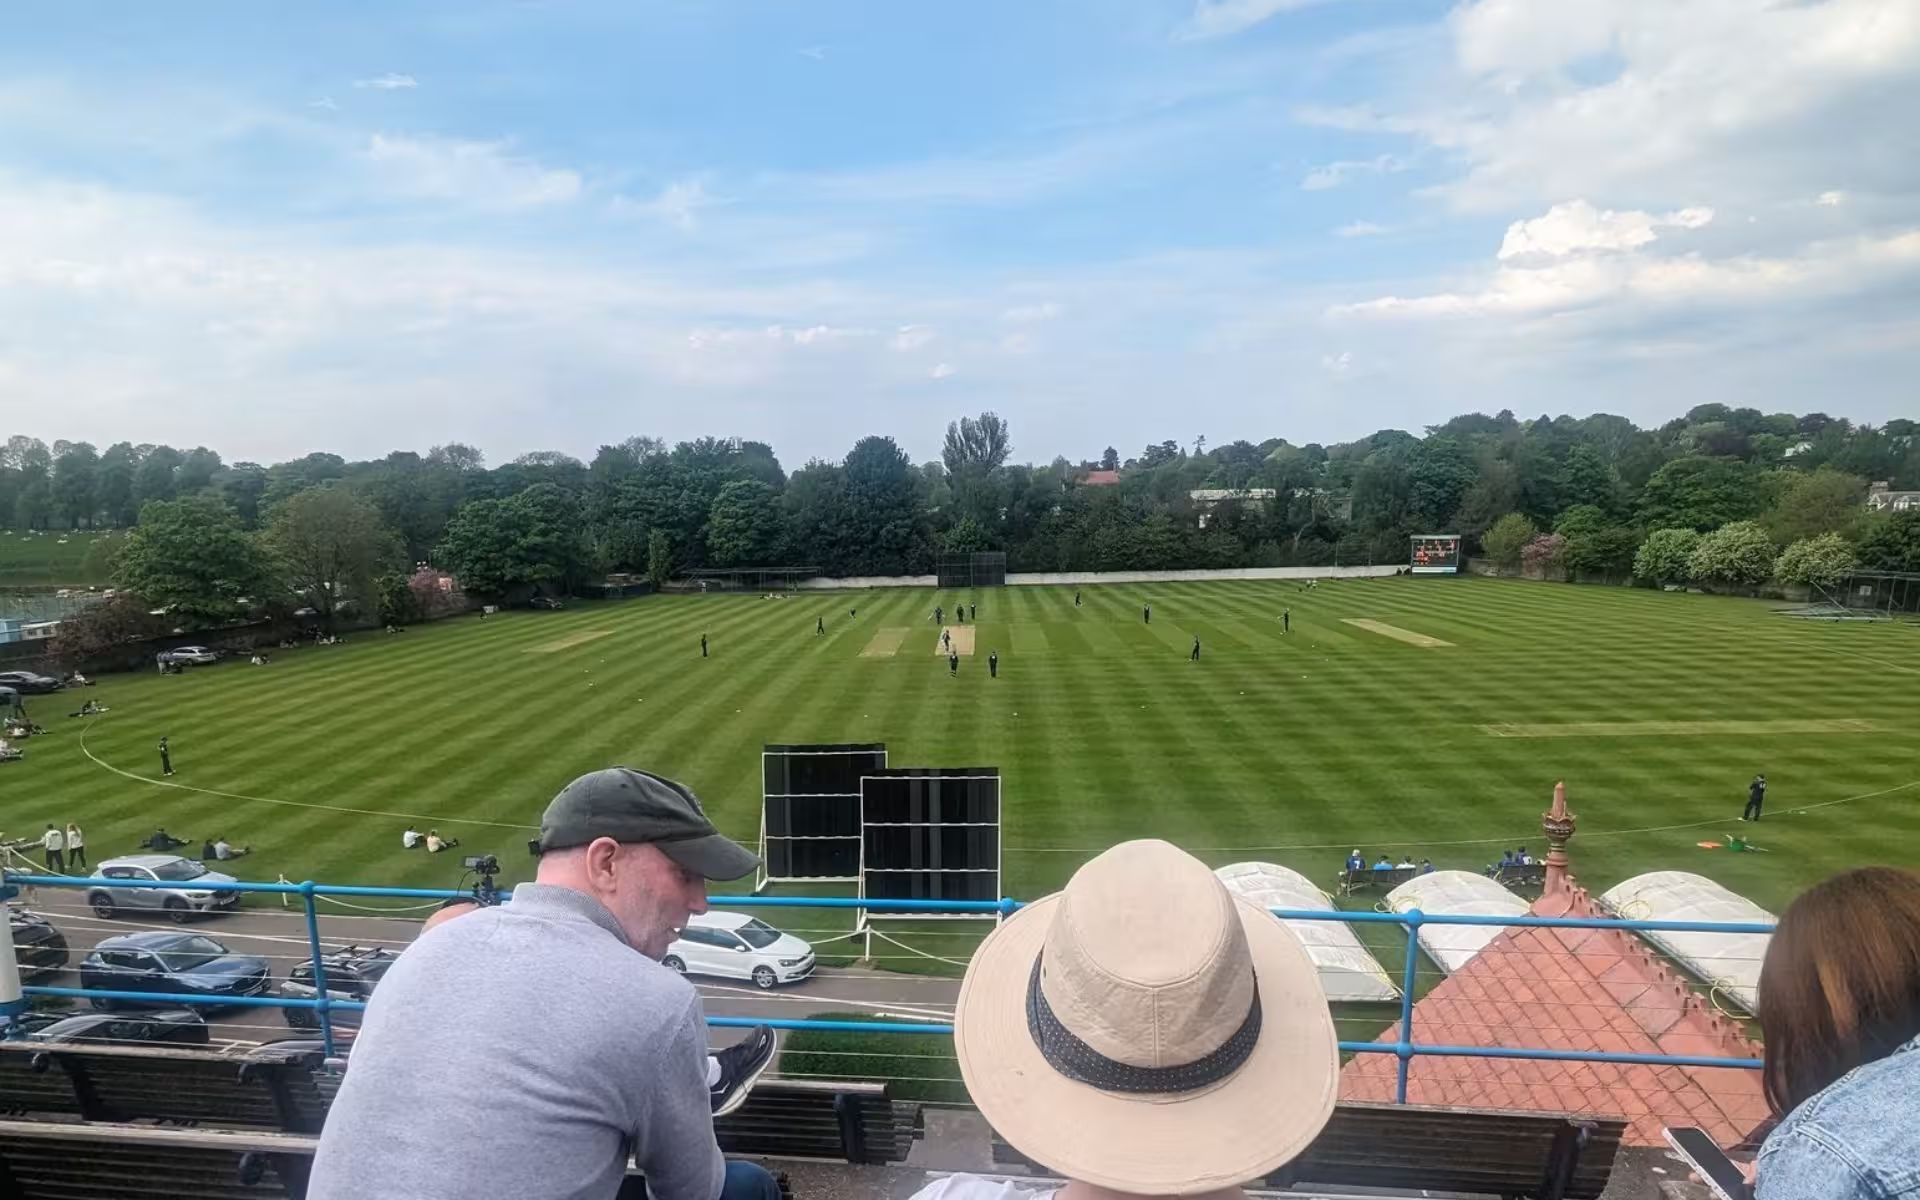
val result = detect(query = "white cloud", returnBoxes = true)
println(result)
[1328,0,1920,214]
[1001,301,1062,322]
[929,362,957,380]
[353,73,418,91]
[1320,350,1353,375]
[364,133,582,210]
[1299,154,1406,191]
[309,96,338,112]
[797,46,828,61]
[1335,220,1388,238]
[1495,200,1712,261]
[890,325,935,351]
[1817,190,1848,207]
[612,177,717,230]
[1179,0,1331,41]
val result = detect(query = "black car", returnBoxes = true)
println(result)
[0,670,62,694]
[281,944,394,1030]
[80,931,272,1012]
[14,1006,210,1047]
[528,596,565,610]
[7,906,69,979]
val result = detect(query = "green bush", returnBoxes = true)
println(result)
[1686,520,1777,589]
[1775,532,1856,590]
[1481,513,1535,568]
[1634,527,1701,585]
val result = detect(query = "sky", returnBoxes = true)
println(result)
[1,0,1916,470]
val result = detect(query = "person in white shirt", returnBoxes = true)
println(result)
[65,824,86,870]
[39,824,66,873]
[403,826,423,850]
[426,830,458,853]
[1396,857,1416,869]
[912,840,1338,1200]
[213,837,248,860]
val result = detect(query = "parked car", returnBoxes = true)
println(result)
[0,669,62,694]
[663,912,815,989]
[7,905,69,978]
[80,931,271,1011]
[86,855,243,922]
[14,1006,210,1047]
[528,596,565,610]
[161,645,220,665]
[281,944,395,1030]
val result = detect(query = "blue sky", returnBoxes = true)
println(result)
[2,1,1916,468]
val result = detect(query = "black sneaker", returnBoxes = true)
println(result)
[710,1025,777,1117]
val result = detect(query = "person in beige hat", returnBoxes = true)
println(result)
[919,839,1338,1200]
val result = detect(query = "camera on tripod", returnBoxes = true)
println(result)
[462,854,502,906]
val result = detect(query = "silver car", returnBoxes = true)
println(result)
[86,855,242,922]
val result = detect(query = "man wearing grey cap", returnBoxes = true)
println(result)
[309,768,782,1200]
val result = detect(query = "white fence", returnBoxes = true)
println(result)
[795,564,1399,590]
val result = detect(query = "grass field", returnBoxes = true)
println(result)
[0,529,117,586]
[8,577,1920,929]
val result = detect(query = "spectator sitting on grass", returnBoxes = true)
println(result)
[425,830,458,853]
[144,827,189,852]
[911,839,1337,1200]
[213,836,249,860]
[403,826,423,850]
[1752,867,1920,1199]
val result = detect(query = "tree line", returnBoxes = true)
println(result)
[5,404,1919,631]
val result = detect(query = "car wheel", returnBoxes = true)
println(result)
[163,897,191,924]
[89,895,115,919]
[752,966,777,990]
[89,996,117,1012]
[663,955,686,974]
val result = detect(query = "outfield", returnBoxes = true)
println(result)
[8,577,1920,922]
[0,530,117,587]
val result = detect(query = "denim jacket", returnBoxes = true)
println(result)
[1758,1033,1920,1199]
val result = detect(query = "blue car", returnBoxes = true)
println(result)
[80,931,272,1012]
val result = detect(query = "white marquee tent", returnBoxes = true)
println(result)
[1598,871,1775,1015]
[1384,870,1529,975]
[1216,862,1399,1002]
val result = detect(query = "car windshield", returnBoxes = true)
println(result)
[736,919,783,949]
[150,859,208,881]
[154,936,229,972]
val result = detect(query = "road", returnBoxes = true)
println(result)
[14,888,961,1052]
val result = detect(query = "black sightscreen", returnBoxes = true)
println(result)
[762,744,885,880]
[860,768,1001,911]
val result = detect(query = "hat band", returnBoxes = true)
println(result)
[1025,955,1262,1095]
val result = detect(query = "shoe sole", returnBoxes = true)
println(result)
[713,1032,778,1118]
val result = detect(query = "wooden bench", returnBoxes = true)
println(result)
[994,1102,1626,1199]
[714,1077,921,1165]
[1338,865,1418,895]
[0,1119,794,1200]
[0,1042,919,1164]
[1493,863,1548,891]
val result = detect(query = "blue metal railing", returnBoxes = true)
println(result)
[2,872,1771,1100]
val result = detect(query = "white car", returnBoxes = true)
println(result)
[164,646,220,665]
[663,912,815,989]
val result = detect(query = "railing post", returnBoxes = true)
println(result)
[0,879,24,1039]
[299,881,337,1059]
[1396,907,1423,1105]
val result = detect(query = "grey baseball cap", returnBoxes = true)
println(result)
[537,767,759,880]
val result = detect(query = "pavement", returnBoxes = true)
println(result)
[11,886,961,1052]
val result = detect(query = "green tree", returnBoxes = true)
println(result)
[114,494,274,624]
[842,435,926,574]
[96,442,139,526]
[646,528,673,589]
[1686,520,1777,590]
[1555,505,1635,579]
[435,484,586,597]
[265,486,403,629]
[215,463,271,528]
[1763,467,1867,544]
[1637,456,1770,531]
[1856,511,1920,572]
[941,515,988,556]
[1555,445,1625,516]
[176,446,224,494]
[52,441,100,527]
[1100,446,1119,471]
[375,571,423,626]
[1481,513,1536,568]
[1775,533,1857,590]
[134,445,183,506]
[705,480,782,567]
[1634,528,1702,585]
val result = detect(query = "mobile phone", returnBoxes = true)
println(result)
[1665,1127,1752,1200]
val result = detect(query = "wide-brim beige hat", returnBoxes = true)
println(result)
[955,839,1338,1195]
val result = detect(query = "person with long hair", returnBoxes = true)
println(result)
[1754,866,1920,1197]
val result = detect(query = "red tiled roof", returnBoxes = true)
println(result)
[1080,470,1121,486]
[1339,882,1771,1147]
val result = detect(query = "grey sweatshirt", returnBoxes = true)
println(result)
[308,884,726,1200]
